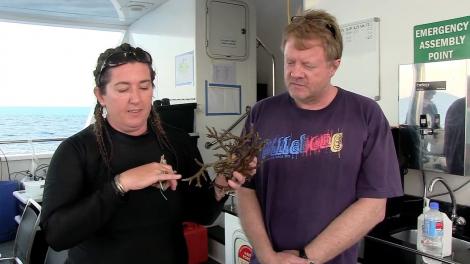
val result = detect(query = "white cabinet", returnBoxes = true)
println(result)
[224,212,252,264]
[206,0,249,60]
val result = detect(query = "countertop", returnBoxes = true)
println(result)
[223,195,470,264]
[365,195,470,264]
[12,190,43,204]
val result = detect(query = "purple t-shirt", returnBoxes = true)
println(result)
[245,88,403,264]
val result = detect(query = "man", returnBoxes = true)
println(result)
[237,9,402,264]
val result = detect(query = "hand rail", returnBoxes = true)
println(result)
[256,37,276,96]
[0,138,67,145]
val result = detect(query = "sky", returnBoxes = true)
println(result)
[0,21,123,107]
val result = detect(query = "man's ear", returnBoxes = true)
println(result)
[330,59,341,77]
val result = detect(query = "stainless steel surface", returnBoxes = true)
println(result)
[429,177,458,223]
[227,193,236,212]
[428,177,466,230]
[456,216,467,227]
[391,229,470,252]
[391,229,418,245]
[398,60,469,176]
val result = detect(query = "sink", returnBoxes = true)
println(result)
[391,229,470,252]
[390,229,418,245]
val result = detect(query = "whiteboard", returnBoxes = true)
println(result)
[332,17,380,100]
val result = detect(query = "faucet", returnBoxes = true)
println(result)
[427,177,466,231]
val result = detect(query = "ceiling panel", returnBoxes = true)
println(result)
[0,0,167,27]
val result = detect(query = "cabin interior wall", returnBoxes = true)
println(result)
[127,0,196,102]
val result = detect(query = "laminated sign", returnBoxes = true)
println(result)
[414,16,470,63]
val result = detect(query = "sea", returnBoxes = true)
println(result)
[0,107,91,155]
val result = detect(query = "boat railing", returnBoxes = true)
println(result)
[0,138,67,145]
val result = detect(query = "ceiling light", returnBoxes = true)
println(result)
[127,1,154,12]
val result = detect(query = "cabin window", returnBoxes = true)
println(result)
[0,21,123,156]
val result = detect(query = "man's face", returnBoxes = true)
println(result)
[284,38,340,109]
[95,62,154,136]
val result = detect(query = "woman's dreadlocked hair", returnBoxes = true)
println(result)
[92,43,173,169]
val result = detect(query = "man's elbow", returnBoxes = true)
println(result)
[359,197,387,226]
[372,199,387,225]
[375,205,386,224]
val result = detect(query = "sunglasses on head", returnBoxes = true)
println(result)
[290,15,337,40]
[97,47,152,85]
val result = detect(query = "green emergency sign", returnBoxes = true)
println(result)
[414,16,470,63]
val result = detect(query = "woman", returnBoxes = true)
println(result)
[40,43,247,263]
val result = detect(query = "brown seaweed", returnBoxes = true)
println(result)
[183,126,265,187]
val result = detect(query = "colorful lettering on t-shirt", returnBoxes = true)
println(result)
[261,131,343,160]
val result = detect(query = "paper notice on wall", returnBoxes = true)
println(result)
[205,81,241,115]
[212,62,236,85]
[175,51,194,86]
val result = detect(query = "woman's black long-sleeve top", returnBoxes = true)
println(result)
[40,122,226,263]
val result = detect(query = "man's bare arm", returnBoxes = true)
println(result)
[304,198,386,264]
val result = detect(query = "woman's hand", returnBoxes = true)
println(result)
[118,162,181,192]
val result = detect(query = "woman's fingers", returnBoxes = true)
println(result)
[153,173,180,191]
[156,163,174,174]
[152,162,179,190]
[168,179,178,191]
[157,173,182,182]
